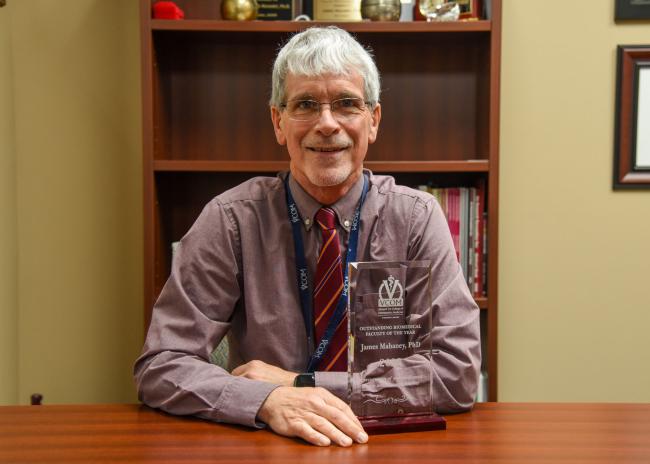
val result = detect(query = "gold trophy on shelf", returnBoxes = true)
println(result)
[222,0,259,20]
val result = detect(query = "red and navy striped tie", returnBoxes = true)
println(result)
[313,207,347,371]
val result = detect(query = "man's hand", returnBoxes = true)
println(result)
[257,386,368,447]
[231,360,297,386]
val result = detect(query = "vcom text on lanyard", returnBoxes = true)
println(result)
[284,173,369,372]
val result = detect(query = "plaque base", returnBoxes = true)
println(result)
[360,413,446,435]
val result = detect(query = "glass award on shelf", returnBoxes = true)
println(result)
[348,260,446,434]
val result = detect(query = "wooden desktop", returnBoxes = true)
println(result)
[1,403,649,463]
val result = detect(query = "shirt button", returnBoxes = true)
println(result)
[343,220,351,228]
[304,218,311,226]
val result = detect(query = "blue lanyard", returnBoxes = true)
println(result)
[284,174,369,372]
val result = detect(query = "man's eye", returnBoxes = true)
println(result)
[334,98,363,112]
[338,98,357,108]
[296,100,318,111]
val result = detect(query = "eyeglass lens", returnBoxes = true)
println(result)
[285,98,366,121]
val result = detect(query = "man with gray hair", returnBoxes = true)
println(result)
[135,26,480,447]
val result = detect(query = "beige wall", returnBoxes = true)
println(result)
[0,0,648,405]
[4,0,142,404]
[0,5,18,405]
[499,1,650,401]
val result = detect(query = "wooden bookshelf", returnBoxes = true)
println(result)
[140,0,501,400]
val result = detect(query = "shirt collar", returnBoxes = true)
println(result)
[285,171,367,232]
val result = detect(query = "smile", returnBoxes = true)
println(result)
[308,146,348,152]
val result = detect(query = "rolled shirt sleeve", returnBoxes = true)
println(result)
[134,199,279,428]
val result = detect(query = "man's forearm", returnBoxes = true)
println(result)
[135,351,279,428]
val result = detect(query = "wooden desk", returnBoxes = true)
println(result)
[1,403,649,463]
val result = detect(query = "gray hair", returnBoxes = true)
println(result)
[270,26,381,108]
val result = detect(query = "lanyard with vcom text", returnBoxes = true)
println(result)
[284,173,368,372]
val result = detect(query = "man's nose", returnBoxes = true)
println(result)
[314,104,341,135]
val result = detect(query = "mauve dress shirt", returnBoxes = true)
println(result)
[134,170,481,428]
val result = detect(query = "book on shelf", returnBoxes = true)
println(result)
[418,183,487,298]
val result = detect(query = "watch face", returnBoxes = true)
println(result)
[295,373,315,387]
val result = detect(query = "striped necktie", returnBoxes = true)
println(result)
[313,207,347,371]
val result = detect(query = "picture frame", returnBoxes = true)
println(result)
[615,0,650,20]
[613,45,650,189]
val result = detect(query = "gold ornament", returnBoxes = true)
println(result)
[361,0,401,21]
[222,0,259,20]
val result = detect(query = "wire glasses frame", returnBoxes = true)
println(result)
[280,97,372,122]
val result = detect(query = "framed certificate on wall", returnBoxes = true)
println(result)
[613,45,650,189]
[615,0,650,20]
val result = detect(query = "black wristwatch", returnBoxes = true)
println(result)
[293,372,315,387]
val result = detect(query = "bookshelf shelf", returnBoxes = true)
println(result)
[366,160,490,173]
[152,160,490,173]
[154,160,287,172]
[150,19,492,33]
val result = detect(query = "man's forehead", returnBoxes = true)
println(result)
[284,72,365,98]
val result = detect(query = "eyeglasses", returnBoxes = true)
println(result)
[280,97,370,122]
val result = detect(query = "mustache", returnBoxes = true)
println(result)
[303,137,352,148]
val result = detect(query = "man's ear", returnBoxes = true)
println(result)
[367,103,381,144]
[270,106,287,146]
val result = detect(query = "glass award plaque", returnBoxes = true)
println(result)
[348,261,446,434]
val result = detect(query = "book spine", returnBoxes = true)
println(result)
[460,187,469,281]
[475,180,486,296]
[468,187,476,294]
[451,188,460,263]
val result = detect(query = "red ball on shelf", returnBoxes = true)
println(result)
[152,1,185,20]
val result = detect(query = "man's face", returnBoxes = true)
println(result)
[271,72,381,198]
